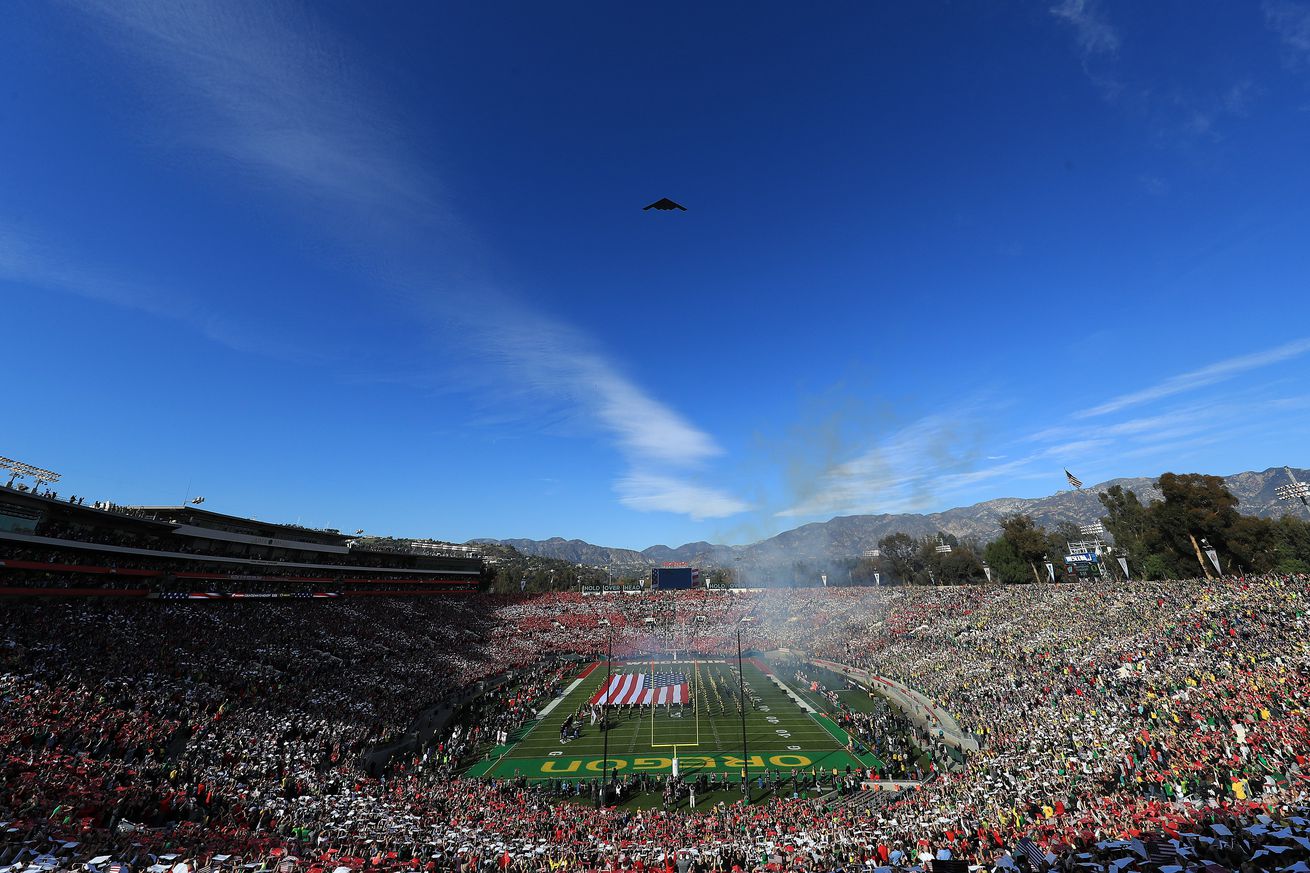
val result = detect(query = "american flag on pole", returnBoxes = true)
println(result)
[1065,469,1083,489]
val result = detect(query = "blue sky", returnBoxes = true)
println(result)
[3,1,1310,550]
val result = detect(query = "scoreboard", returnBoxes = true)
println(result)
[651,567,700,590]
[1064,551,1103,579]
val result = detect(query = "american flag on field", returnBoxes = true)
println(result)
[640,672,689,705]
[589,671,688,705]
[1065,469,1083,489]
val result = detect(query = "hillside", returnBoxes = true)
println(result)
[471,466,1309,568]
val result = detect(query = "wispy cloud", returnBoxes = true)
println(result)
[1029,404,1224,445]
[1050,1,1261,148]
[1049,0,1122,100]
[1050,0,1120,58]
[54,0,744,521]
[616,473,749,521]
[474,304,721,467]
[0,225,318,360]
[72,0,435,219]
[461,300,745,518]
[1265,0,1310,66]
[1076,337,1310,418]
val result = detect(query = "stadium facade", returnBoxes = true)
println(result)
[0,485,483,598]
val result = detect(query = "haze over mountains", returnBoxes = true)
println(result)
[472,467,1309,569]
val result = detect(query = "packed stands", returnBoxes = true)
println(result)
[2,567,1308,872]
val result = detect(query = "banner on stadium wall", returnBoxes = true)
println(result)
[1044,561,1055,582]
[1117,556,1129,580]
[1204,547,1222,575]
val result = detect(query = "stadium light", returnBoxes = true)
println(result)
[1079,522,1105,537]
[1276,468,1310,514]
[737,616,755,800]
[0,456,62,492]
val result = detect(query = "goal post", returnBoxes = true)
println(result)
[648,657,701,777]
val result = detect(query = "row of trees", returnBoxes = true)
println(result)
[982,473,1310,583]
[1097,472,1310,578]
[849,531,987,586]
[833,473,1310,586]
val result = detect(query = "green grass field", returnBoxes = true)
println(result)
[466,658,874,782]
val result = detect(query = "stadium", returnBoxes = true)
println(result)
[3,463,1310,873]
[7,3,1310,873]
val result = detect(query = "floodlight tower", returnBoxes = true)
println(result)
[1075,522,1112,581]
[1276,468,1310,517]
[0,456,61,493]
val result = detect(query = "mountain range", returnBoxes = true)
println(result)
[470,466,1309,569]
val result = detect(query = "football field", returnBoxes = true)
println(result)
[466,658,876,781]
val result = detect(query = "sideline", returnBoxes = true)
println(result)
[466,661,597,777]
[537,671,590,719]
[807,656,979,752]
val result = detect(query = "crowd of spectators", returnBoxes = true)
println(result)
[2,574,1308,873]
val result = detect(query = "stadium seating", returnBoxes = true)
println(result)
[2,573,1308,873]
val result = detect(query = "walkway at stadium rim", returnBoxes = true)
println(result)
[805,655,978,752]
[466,659,880,782]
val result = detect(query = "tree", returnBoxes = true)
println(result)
[1273,516,1310,570]
[983,536,1029,584]
[849,557,880,586]
[998,514,1049,583]
[878,532,920,585]
[1225,515,1277,574]
[1098,485,1154,580]
[938,544,985,584]
[1150,473,1241,578]
[1044,523,1082,583]
[1139,553,1174,581]
[1099,484,1152,571]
